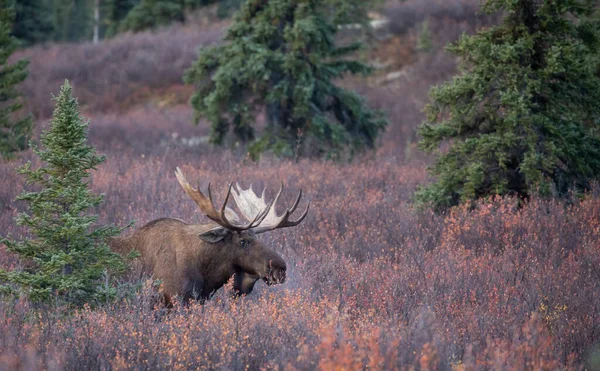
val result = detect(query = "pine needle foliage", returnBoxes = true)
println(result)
[0,81,128,306]
[184,0,387,159]
[11,0,55,45]
[0,0,32,158]
[118,0,183,33]
[416,0,600,210]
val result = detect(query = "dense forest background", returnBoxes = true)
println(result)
[11,0,244,45]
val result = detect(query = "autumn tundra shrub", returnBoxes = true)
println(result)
[1,137,599,368]
[13,23,225,118]
[384,0,496,37]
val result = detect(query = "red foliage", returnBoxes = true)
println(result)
[1,131,599,368]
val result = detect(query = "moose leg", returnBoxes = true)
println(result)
[233,271,259,297]
[182,278,206,303]
[163,292,174,308]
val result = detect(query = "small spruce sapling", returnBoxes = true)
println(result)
[0,81,130,306]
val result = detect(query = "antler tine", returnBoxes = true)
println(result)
[254,181,282,227]
[288,189,302,214]
[247,203,269,228]
[206,181,214,204]
[220,182,259,230]
[252,183,310,234]
[219,182,233,216]
[212,175,309,234]
[230,182,271,227]
[287,202,310,226]
[176,167,254,232]
[221,181,273,230]
[273,181,284,207]
[249,195,274,228]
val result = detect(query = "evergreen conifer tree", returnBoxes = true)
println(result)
[107,0,216,35]
[0,0,32,157]
[0,81,128,305]
[104,0,140,36]
[118,0,183,33]
[416,0,600,210]
[52,0,93,42]
[416,18,432,53]
[215,0,243,19]
[184,0,387,159]
[11,0,55,45]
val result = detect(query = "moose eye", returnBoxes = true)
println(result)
[240,240,248,249]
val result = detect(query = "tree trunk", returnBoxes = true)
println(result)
[93,0,100,44]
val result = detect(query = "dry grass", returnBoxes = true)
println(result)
[1,0,599,369]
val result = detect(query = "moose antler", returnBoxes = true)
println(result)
[231,182,310,234]
[175,167,270,231]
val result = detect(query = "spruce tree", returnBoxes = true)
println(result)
[11,0,55,45]
[0,81,127,305]
[416,19,432,53]
[215,0,243,19]
[118,0,183,33]
[104,0,140,36]
[184,0,387,159]
[52,0,93,42]
[416,0,600,210]
[0,0,32,158]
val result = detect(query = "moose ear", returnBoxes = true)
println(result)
[199,227,230,243]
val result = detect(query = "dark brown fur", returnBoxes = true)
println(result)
[110,218,286,305]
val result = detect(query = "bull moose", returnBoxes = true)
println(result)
[109,168,309,305]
